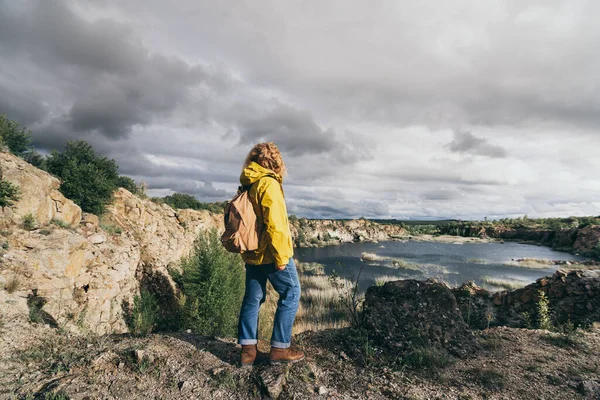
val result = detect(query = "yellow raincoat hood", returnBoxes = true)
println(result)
[239,162,293,266]
[240,162,283,186]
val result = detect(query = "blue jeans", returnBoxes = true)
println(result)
[238,258,301,348]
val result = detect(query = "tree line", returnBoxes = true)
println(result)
[0,114,225,215]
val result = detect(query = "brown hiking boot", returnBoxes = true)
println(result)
[240,344,268,367]
[269,347,305,365]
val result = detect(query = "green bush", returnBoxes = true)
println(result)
[130,289,159,336]
[23,150,46,170]
[176,228,245,336]
[0,114,32,156]
[536,291,552,330]
[155,193,226,214]
[100,223,122,235]
[46,140,120,215]
[22,213,36,230]
[0,178,19,207]
[51,218,71,229]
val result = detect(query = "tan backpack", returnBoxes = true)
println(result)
[221,185,259,253]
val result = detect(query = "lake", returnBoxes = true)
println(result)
[294,239,585,291]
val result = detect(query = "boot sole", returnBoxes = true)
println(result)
[268,355,305,365]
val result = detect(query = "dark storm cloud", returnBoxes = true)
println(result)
[0,0,234,146]
[237,103,338,155]
[447,130,508,158]
[238,103,341,156]
[235,102,374,166]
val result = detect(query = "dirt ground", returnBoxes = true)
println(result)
[1,289,599,400]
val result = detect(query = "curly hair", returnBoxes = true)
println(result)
[243,142,287,176]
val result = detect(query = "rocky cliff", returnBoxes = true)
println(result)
[0,151,221,334]
[443,223,600,258]
[453,269,600,329]
[289,218,407,247]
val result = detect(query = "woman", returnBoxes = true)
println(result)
[237,142,304,366]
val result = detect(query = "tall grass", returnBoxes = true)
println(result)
[504,258,555,269]
[258,262,353,341]
[130,289,159,336]
[481,276,527,291]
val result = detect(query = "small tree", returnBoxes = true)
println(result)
[0,115,32,156]
[46,141,120,215]
[0,179,19,208]
[177,228,245,336]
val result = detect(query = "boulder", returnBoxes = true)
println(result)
[453,269,600,329]
[363,279,478,358]
[0,151,81,228]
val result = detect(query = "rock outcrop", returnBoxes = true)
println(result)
[0,151,222,334]
[0,151,81,229]
[104,188,222,270]
[573,225,600,257]
[363,279,478,358]
[441,222,600,258]
[289,218,407,247]
[453,269,600,329]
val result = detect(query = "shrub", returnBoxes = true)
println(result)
[22,213,36,230]
[0,114,32,156]
[51,218,71,229]
[403,347,455,371]
[158,193,226,214]
[176,228,245,336]
[44,392,70,400]
[130,289,159,336]
[4,275,20,293]
[100,223,122,235]
[536,291,552,330]
[23,150,46,170]
[0,178,19,207]
[46,140,120,215]
[329,263,365,328]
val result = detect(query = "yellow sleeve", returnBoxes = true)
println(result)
[260,178,293,266]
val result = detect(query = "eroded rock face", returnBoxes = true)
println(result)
[0,152,81,228]
[453,269,600,328]
[363,279,478,358]
[289,218,407,247]
[573,225,600,257]
[1,227,141,334]
[0,152,223,334]
[104,188,222,270]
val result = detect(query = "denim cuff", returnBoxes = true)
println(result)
[239,339,258,345]
[270,340,290,349]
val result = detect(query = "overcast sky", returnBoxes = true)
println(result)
[1,0,599,219]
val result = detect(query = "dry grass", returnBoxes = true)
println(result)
[481,276,527,290]
[258,262,352,341]
[374,275,399,286]
[505,258,555,269]
[4,275,20,294]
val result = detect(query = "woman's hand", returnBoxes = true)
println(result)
[276,264,286,271]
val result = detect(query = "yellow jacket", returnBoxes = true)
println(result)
[240,162,294,266]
